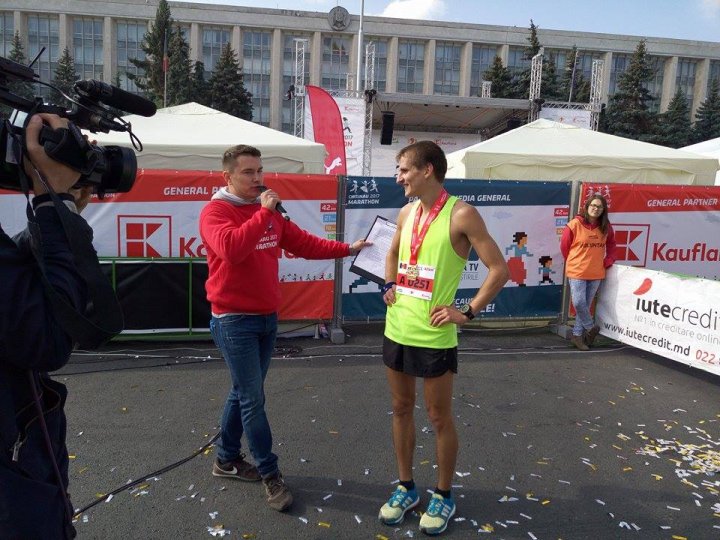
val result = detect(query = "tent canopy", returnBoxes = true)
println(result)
[681,137,720,185]
[446,119,719,185]
[92,102,327,174]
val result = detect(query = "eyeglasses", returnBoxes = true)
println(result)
[588,204,604,209]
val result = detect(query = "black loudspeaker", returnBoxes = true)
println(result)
[380,111,395,145]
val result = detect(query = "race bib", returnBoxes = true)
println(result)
[396,262,436,301]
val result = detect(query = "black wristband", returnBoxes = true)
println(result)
[381,281,396,294]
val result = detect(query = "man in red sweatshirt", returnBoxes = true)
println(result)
[199,145,368,512]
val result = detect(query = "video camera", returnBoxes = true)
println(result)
[0,55,156,196]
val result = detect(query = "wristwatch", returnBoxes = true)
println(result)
[459,304,475,320]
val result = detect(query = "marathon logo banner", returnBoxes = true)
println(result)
[582,183,720,280]
[342,177,571,320]
[597,265,720,376]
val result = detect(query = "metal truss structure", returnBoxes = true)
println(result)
[292,38,308,139]
[588,59,604,131]
[362,41,376,176]
[481,80,492,98]
[528,47,544,122]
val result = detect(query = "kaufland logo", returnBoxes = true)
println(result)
[613,224,650,266]
[118,215,172,257]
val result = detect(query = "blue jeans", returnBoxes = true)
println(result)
[568,278,602,337]
[210,314,279,477]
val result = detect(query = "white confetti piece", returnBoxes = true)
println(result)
[666,505,680,511]
[659,525,671,530]
[528,533,537,540]
[299,517,308,524]
[105,494,113,503]
[354,515,362,524]
[209,512,218,519]
[595,499,606,506]
[337,479,343,486]
[455,471,471,477]
[206,526,231,537]
[454,517,466,522]
[323,493,333,501]
[520,513,532,520]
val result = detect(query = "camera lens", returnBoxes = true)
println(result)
[100,145,137,193]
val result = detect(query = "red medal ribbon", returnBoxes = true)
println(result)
[409,189,449,266]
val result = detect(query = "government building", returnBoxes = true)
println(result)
[2,0,719,139]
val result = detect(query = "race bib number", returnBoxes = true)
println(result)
[396,263,435,301]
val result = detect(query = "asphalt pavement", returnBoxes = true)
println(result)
[59,323,720,539]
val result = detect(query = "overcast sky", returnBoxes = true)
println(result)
[180,0,720,42]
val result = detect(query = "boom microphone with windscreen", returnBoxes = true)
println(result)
[74,80,157,117]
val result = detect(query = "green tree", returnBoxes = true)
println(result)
[692,78,720,143]
[8,31,34,101]
[654,89,692,148]
[189,61,210,105]
[512,19,541,99]
[208,43,253,120]
[166,27,192,106]
[52,47,78,103]
[128,0,173,103]
[560,46,589,103]
[542,56,562,101]
[601,40,657,141]
[483,56,513,98]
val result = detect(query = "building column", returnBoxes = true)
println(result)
[103,16,114,83]
[58,14,70,52]
[270,28,282,130]
[386,36,398,93]
[310,31,322,86]
[693,58,710,118]
[498,44,509,65]
[350,31,360,91]
[600,51,612,103]
[189,22,201,63]
[424,39,435,94]
[232,26,241,67]
[660,56,678,112]
[14,11,26,52]
[459,41,472,97]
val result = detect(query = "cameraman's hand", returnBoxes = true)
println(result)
[23,113,81,194]
[69,186,93,213]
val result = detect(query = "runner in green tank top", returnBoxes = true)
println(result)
[377,141,509,536]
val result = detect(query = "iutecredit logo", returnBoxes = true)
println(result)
[117,215,172,257]
[633,277,719,331]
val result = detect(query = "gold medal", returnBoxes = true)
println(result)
[406,265,419,280]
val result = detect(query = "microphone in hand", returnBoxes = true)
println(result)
[258,185,290,220]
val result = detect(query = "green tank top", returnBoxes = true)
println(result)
[385,196,467,349]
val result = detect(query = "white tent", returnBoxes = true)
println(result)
[681,137,720,185]
[92,102,327,174]
[446,119,719,185]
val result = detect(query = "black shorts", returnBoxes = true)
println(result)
[383,336,458,378]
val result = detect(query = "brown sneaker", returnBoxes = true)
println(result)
[212,454,261,482]
[585,326,600,347]
[570,334,589,351]
[263,473,293,511]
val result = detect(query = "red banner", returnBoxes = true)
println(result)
[305,85,347,175]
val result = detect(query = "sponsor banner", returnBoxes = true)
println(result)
[0,171,339,322]
[582,183,720,280]
[304,85,347,175]
[597,265,720,376]
[342,178,570,319]
[539,108,592,129]
[334,95,366,175]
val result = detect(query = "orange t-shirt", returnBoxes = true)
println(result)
[564,218,608,279]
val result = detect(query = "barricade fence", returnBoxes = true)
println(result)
[1,172,718,337]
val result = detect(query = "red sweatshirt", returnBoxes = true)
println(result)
[199,197,350,315]
[560,214,617,279]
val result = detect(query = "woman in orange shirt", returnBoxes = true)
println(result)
[560,194,616,350]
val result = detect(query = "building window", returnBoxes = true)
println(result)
[361,38,387,92]
[433,41,461,95]
[73,17,103,81]
[0,12,13,57]
[243,30,272,126]
[642,56,665,112]
[470,44,495,96]
[321,35,350,90]
[708,60,720,92]
[202,26,230,77]
[676,57,697,111]
[575,51,603,83]
[281,33,311,134]
[28,13,59,99]
[398,39,425,94]
[506,46,529,77]
[545,48,568,75]
[608,53,631,97]
[116,21,146,93]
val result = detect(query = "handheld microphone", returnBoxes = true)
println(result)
[258,186,290,220]
[74,80,158,117]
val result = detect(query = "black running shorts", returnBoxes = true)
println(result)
[382,336,458,378]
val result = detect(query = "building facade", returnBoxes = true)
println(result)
[2,0,719,134]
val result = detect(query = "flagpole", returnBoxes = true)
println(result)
[355,0,364,92]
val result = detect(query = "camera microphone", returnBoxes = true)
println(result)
[74,80,157,118]
[258,186,290,220]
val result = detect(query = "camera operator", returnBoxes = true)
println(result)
[1,113,95,539]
